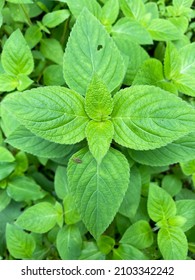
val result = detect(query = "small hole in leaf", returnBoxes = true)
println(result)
[97,44,103,51]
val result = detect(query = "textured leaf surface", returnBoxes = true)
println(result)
[130,132,195,166]
[6,224,35,259]
[16,202,58,233]
[66,0,101,18]
[56,225,82,260]
[148,184,176,222]
[0,74,18,92]
[158,227,188,260]
[1,29,34,75]
[42,10,70,28]
[2,86,89,144]
[85,120,114,163]
[68,147,130,239]
[6,125,73,158]
[120,220,153,249]
[164,42,181,80]
[85,75,113,121]
[112,18,152,45]
[63,9,125,96]
[176,200,195,232]
[111,85,195,150]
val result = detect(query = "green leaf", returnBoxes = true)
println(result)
[148,184,176,222]
[173,0,194,8]
[114,37,149,85]
[101,0,119,26]
[162,175,182,197]
[174,74,195,97]
[66,0,101,18]
[0,146,15,162]
[1,29,34,75]
[180,159,195,175]
[147,19,181,41]
[6,224,36,259]
[133,59,177,94]
[130,132,195,166]
[68,147,130,239]
[97,235,115,254]
[119,0,146,20]
[176,200,195,232]
[112,18,152,45]
[0,162,16,181]
[40,39,63,65]
[120,220,153,249]
[54,166,69,200]
[0,190,11,212]
[0,74,18,92]
[42,10,70,28]
[63,9,125,96]
[111,85,195,150]
[85,75,113,121]
[16,202,58,233]
[6,125,73,158]
[119,165,142,219]
[179,43,195,76]
[43,65,65,86]
[164,42,181,80]
[79,241,105,260]
[7,176,45,202]
[2,86,89,144]
[17,75,33,91]
[85,120,114,163]
[56,225,82,260]
[113,244,148,260]
[25,25,42,49]
[158,227,188,260]
[63,194,81,224]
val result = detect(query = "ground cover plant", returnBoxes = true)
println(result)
[0,0,195,260]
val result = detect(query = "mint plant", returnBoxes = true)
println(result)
[0,0,195,260]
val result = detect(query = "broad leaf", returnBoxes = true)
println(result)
[68,147,130,239]
[147,184,176,222]
[85,120,114,163]
[42,10,70,28]
[112,18,152,45]
[174,74,195,97]
[158,227,188,260]
[0,74,18,92]
[120,220,153,249]
[147,19,181,41]
[164,42,181,80]
[40,39,64,65]
[176,200,195,232]
[43,65,65,86]
[54,166,69,200]
[2,86,89,144]
[7,176,45,202]
[119,0,146,20]
[0,190,11,212]
[6,224,35,259]
[180,43,195,76]
[113,244,148,260]
[56,225,82,260]
[130,132,195,166]
[79,241,105,260]
[66,0,101,18]
[85,75,113,121]
[63,194,81,224]
[173,0,194,8]
[0,162,15,181]
[6,125,73,158]
[0,146,15,162]
[119,165,142,218]
[101,0,119,26]
[111,85,195,150]
[162,175,182,197]
[16,202,58,233]
[1,29,34,75]
[63,9,125,96]
[97,235,115,254]
[25,25,42,49]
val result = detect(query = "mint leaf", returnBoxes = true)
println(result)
[0,190,11,212]
[16,202,59,233]
[130,132,195,166]
[148,184,176,222]
[6,125,73,158]
[120,220,153,249]
[2,86,89,144]
[63,9,125,96]
[174,74,195,97]
[119,0,146,20]
[66,0,101,19]
[85,120,114,163]
[42,10,70,28]
[164,42,181,80]
[101,0,119,26]
[112,18,153,45]
[0,146,15,162]
[56,225,82,260]
[6,224,35,259]
[111,85,195,150]
[0,74,18,92]
[40,39,64,65]
[176,200,195,231]
[147,19,181,41]
[68,147,130,239]
[158,227,188,260]
[1,29,34,76]
[85,75,113,121]
[113,244,148,260]
[173,0,194,8]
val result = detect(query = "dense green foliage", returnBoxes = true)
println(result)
[0,0,195,260]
